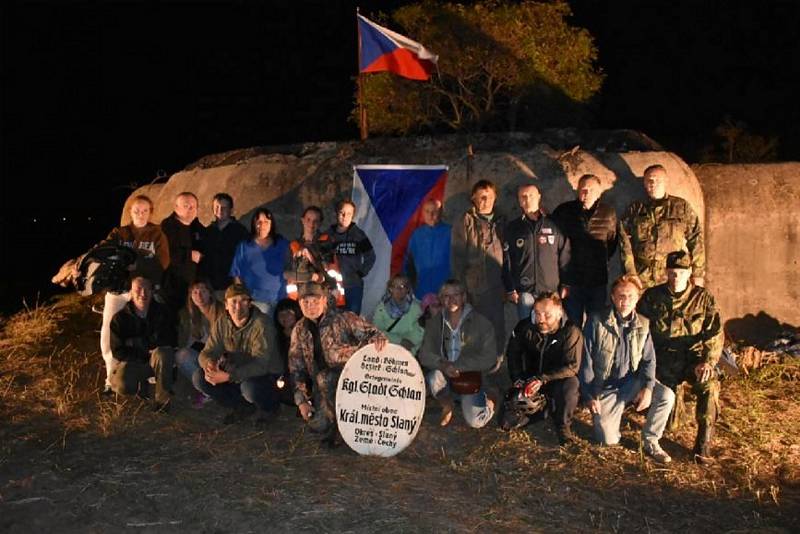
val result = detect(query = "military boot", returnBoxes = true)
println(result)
[693,424,715,464]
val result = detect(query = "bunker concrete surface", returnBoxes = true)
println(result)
[122,132,797,343]
[695,163,800,342]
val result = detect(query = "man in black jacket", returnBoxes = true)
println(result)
[505,291,582,444]
[161,192,205,310]
[502,183,570,321]
[199,193,249,299]
[551,174,619,326]
[109,276,176,412]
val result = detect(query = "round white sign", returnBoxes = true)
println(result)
[336,343,426,457]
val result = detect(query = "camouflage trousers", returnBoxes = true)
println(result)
[308,368,343,434]
[666,376,720,433]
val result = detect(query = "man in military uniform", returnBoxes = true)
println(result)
[638,251,722,463]
[620,165,705,289]
[288,282,386,446]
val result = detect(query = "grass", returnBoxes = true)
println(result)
[0,294,798,532]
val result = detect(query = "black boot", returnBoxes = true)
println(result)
[693,424,715,464]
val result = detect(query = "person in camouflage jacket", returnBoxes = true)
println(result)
[620,165,705,289]
[289,282,386,445]
[638,251,722,463]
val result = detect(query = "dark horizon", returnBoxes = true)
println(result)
[2,0,799,311]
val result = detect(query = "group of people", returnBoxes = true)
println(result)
[81,163,722,462]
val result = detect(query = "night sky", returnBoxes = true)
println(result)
[2,0,799,310]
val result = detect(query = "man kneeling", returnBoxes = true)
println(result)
[503,292,582,444]
[109,276,176,412]
[580,275,675,463]
[419,279,499,429]
[194,283,283,424]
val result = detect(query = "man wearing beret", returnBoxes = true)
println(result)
[288,282,386,446]
[194,283,283,424]
[638,251,723,463]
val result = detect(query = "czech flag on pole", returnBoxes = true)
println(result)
[358,14,438,81]
[352,165,448,316]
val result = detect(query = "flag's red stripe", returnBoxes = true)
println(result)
[389,175,448,275]
[362,48,434,81]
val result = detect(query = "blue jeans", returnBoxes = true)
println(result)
[343,285,363,315]
[175,348,201,382]
[592,379,675,447]
[564,285,607,327]
[516,291,536,321]
[191,369,281,412]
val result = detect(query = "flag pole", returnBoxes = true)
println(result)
[357,8,368,140]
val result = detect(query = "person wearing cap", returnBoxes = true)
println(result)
[288,281,387,446]
[194,283,284,424]
[580,274,675,463]
[620,164,705,289]
[638,251,723,463]
[404,199,451,298]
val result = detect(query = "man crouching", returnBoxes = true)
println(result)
[419,279,499,429]
[580,275,675,463]
[289,282,386,447]
[109,276,176,412]
[194,283,283,424]
[503,292,582,445]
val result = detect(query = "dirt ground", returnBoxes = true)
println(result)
[1,294,798,533]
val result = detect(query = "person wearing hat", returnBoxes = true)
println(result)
[194,283,284,424]
[638,251,723,463]
[620,164,705,289]
[288,281,387,446]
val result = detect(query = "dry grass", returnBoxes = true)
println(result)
[0,295,798,532]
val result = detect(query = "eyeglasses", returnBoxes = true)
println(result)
[390,284,409,290]
[440,292,463,299]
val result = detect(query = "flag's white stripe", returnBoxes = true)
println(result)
[357,14,439,64]
[352,170,391,318]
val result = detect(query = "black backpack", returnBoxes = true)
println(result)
[75,244,137,296]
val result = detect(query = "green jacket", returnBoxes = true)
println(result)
[419,307,497,374]
[198,307,281,382]
[372,299,425,355]
[638,283,722,384]
[620,195,705,288]
[451,207,505,292]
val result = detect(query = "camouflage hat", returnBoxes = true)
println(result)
[666,251,691,270]
[224,283,251,300]
[298,282,325,298]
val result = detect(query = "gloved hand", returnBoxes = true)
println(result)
[523,377,543,398]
